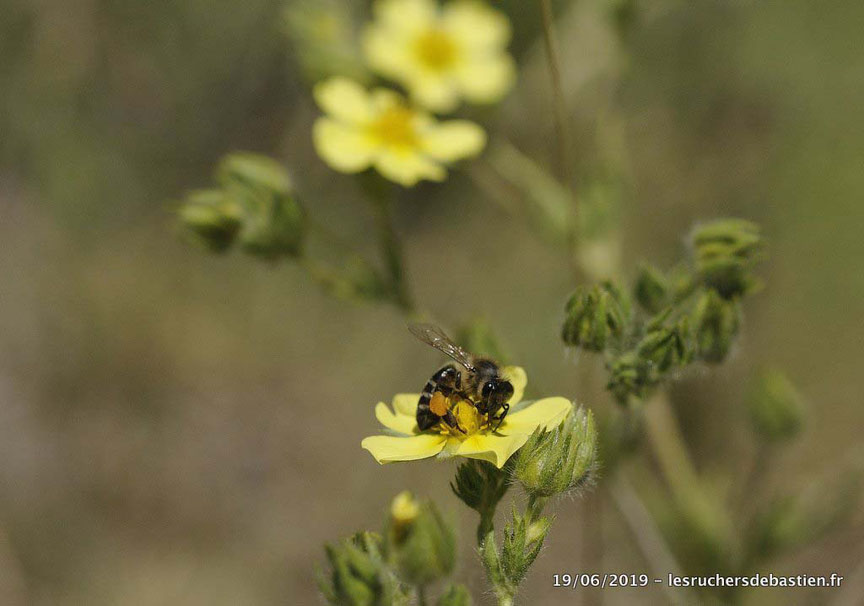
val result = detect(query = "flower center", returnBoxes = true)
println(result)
[441,400,490,439]
[413,28,458,71]
[367,106,419,149]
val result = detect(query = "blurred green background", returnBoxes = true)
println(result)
[1,0,863,604]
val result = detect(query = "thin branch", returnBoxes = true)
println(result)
[609,475,691,606]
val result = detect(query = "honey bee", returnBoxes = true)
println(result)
[409,323,514,432]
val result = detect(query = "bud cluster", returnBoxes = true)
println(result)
[318,531,408,606]
[178,152,305,260]
[319,493,460,605]
[481,510,552,604]
[561,218,764,406]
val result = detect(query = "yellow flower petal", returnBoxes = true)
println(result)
[363,26,412,79]
[313,77,374,125]
[375,402,417,435]
[500,397,572,435]
[312,118,375,173]
[373,0,437,34]
[456,54,516,105]
[442,1,511,50]
[374,149,446,187]
[362,433,447,463]
[392,393,421,417]
[408,74,461,113]
[501,365,527,405]
[455,432,531,468]
[422,120,486,162]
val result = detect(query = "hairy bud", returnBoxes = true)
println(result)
[634,264,669,314]
[693,289,741,363]
[385,492,455,587]
[690,219,763,299]
[217,153,305,260]
[318,531,407,606]
[178,189,242,252]
[562,282,629,351]
[514,406,597,498]
[748,369,805,442]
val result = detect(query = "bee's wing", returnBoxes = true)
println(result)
[408,323,476,371]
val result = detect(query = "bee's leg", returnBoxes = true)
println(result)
[416,401,440,431]
[492,403,509,431]
[443,410,465,433]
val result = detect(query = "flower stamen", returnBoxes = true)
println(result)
[413,28,459,71]
[366,105,419,149]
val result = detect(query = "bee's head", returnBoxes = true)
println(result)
[481,378,514,411]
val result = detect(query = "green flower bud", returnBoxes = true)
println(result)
[385,492,455,587]
[514,407,597,498]
[693,289,741,363]
[606,351,654,405]
[177,189,242,252]
[562,281,629,351]
[481,510,552,601]
[318,532,407,606]
[436,584,473,606]
[633,264,669,314]
[690,219,763,299]
[217,152,305,260]
[636,316,692,373]
[451,460,510,544]
[747,369,805,442]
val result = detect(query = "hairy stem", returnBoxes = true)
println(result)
[536,0,580,270]
[641,393,700,502]
[364,179,416,314]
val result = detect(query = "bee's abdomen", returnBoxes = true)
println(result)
[418,378,438,406]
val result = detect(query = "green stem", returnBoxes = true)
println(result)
[735,441,772,520]
[642,391,733,549]
[641,393,700,502]
[478,512,494,547]
[536,0,580,271]
[362,177,416,314]
[526,494,547,523]
[497,595,514,606]
[417,585,428,606]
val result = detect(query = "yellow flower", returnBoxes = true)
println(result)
[312,77,486,187]
[363,0,516,113]
[361,367,573,469]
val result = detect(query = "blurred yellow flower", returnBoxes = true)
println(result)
[361,367,573,469]
[363,0,516,113]
[312,77,486,186]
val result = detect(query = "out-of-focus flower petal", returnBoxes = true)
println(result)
[374,149,446,186]
[422,121,487,161]
[455,54,516,104]
[443,1,511,50]
[312,118,376,173]
[313,77,374,124]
